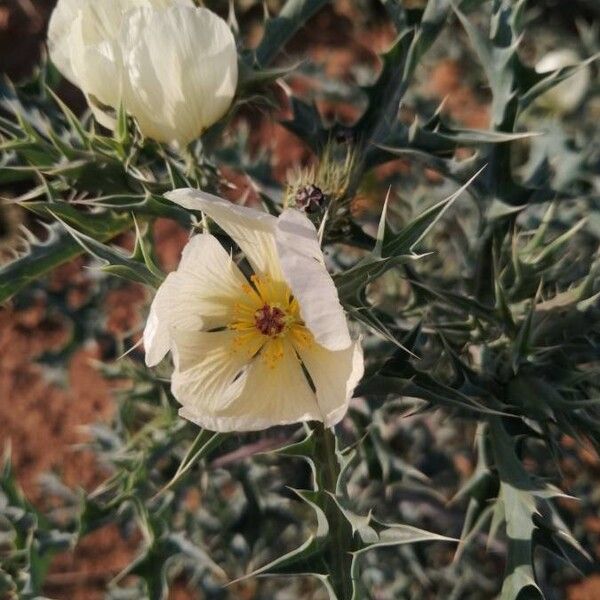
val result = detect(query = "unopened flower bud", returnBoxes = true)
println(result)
[295,184,326,214]
[48,0,238,145]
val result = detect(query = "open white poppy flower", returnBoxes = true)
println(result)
[48,0,237,144]
[144,190,363,432]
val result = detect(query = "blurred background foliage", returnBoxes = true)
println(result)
[0,0,599,598]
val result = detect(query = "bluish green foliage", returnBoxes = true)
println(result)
[1,0,599,598]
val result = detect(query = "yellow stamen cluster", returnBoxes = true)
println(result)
[229,274,313,368]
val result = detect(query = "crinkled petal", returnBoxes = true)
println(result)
[70,14,123,110]
[170,329,250,414]
[48,0,82,86]
[179,340,321,432]
[143,277,176,367]
[144,0,196,7]
[166,188,282,280]
[275,209,351,351]
[296,340,364,428]
[51,0,134,108]
[119,5,237,144]
[49,0,197,112]
[143,233,248,366]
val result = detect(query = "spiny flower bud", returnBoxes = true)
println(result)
[284,141,356,219]
[295,184,326,214]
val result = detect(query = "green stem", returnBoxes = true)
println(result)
[315,422,338,492]
[182,145,200,184]
[314,423,353,600]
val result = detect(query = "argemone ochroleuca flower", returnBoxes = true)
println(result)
[535,49,590,114]
[144,190,363,432]
[48,0,238,145]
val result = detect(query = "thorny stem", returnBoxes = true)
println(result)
[314,423,354,600]
[314,422,338,494]
[182,145,200,184]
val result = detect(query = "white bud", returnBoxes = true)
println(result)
[119,6,238,145]
[48,0,237,144]
[535,49,590,114]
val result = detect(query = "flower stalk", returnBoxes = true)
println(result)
[313,422,354,600]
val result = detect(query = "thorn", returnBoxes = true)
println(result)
[116,337,144,361]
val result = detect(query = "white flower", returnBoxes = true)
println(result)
[119,5,238,145]
[143,190,363,432]
[48,0,238,144]
[535,49,590,114]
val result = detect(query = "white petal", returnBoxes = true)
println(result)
[50,0,128,106]
[171,329,249,414]
[166,189,282,280]
[143,234,248,366]
[179,340,321,432]
[48,0,82,86]
[119,5,237,144]
[275,209,351,351]
[49,0,197,115]
[70,12,123,110]
[143,275,177,367]
[297,340,364,428]
[143,0,195,7]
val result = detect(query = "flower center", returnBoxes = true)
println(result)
[229,274,314,367]
[254,304,286,337]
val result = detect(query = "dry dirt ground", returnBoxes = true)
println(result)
[0,1,598,599]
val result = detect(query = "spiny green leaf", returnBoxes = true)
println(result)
[156,429,226,497]
[357,518,456,552]
[511,284,541,373]
[0,214,131,304]
[55,215,163,288]
[382,166,486,257]
[335,171,485,349]
[45,86,89,148]
[238,59,297,92]
[404,0,485,79]
[408,279,500,324]
[353,30,413,146]
[452,2,520,128]
[358,369,506,415]
[230,488,330,583]
[431,124,540,145]
[22,200,130,238]
[282,97,329,152]
[488,418,579,600]
[115,531,226,600]
[255,0,331,67]
[271,428,318,485]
